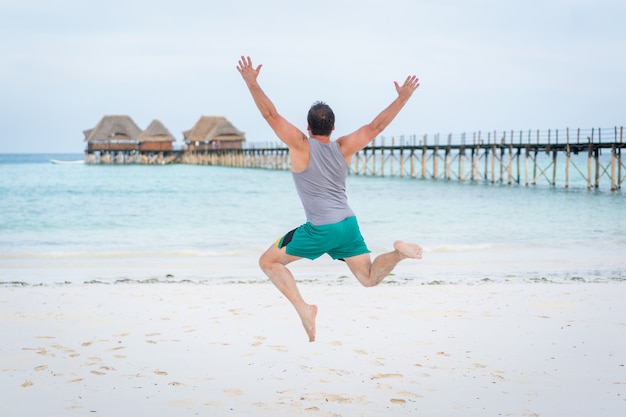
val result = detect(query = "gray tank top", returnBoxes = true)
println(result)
[292,138,355,225]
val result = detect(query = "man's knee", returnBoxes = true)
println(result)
[355,274,377,288]
[259,245,287,272]
[259,250,273,272]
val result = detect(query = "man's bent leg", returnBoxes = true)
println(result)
[258,244,318,342]
[344,240,422,287]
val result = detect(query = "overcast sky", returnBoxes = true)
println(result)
[1,0,624,153]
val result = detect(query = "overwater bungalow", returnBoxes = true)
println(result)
[138,119,176,152]
[183,116,246,151]
[84,115,142,153]
[83,115,142,164]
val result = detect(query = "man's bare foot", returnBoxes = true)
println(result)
[300,304,318,342]
[394,240,423,259]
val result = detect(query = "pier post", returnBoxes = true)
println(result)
[399,143,405,178]
[565,143,571,188]
[618,146,623,190]
[587,140,592,189]
[445,146,451,180]
[421,146,427,179]
[611,144,617,191]
[524,146,529,186]
[470,133,476,182]
[595,146,600,188]
[617,127,624,188]
[552,148,557,186]
[490,143,496,184]
[507,143,513,185]
[499,144,505,184]
[432,145,437,179]
[459,146,465,182]
[484,144,489,181]
[472,145,477,181]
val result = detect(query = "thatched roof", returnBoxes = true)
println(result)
[183,116,245,143]
[138,119,175,143]
[83,115,142,142]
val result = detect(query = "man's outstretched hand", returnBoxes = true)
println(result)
[237,56,263,85]
[393,75,420,99]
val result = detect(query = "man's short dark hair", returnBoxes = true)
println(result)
[307,101,335,136]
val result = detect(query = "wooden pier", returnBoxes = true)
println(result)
[179,127,625,191]
[86,126,625,191]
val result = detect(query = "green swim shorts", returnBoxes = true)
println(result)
[275,216,370,260]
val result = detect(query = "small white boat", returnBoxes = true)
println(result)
[50,159,85,165]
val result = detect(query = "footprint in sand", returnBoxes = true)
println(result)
[35,348,54,357]
[67,378,84,384]
[269,345,288,352]
[107,346,126,351]
[321,394,352,404]
[223,388,243,397]
[251,336,266,347]
[397,390,424,399]
[491,372,506,381]
[371,373,403,380]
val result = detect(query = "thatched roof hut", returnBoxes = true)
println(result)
[183,116,246,150]
[138,119,176,152]
[84,115,142,152]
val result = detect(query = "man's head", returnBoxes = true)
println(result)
[307,101,335,136]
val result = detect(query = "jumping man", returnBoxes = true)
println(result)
[237,56,423,342]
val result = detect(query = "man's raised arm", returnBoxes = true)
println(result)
[337,75,420,159]
[236,56,306,150]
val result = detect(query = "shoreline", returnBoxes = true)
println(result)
[2,281,625,416]
[2,246,624,286]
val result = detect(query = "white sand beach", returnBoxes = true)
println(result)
[1,281,625,417]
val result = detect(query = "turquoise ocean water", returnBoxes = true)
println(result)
[1,153,624,285]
